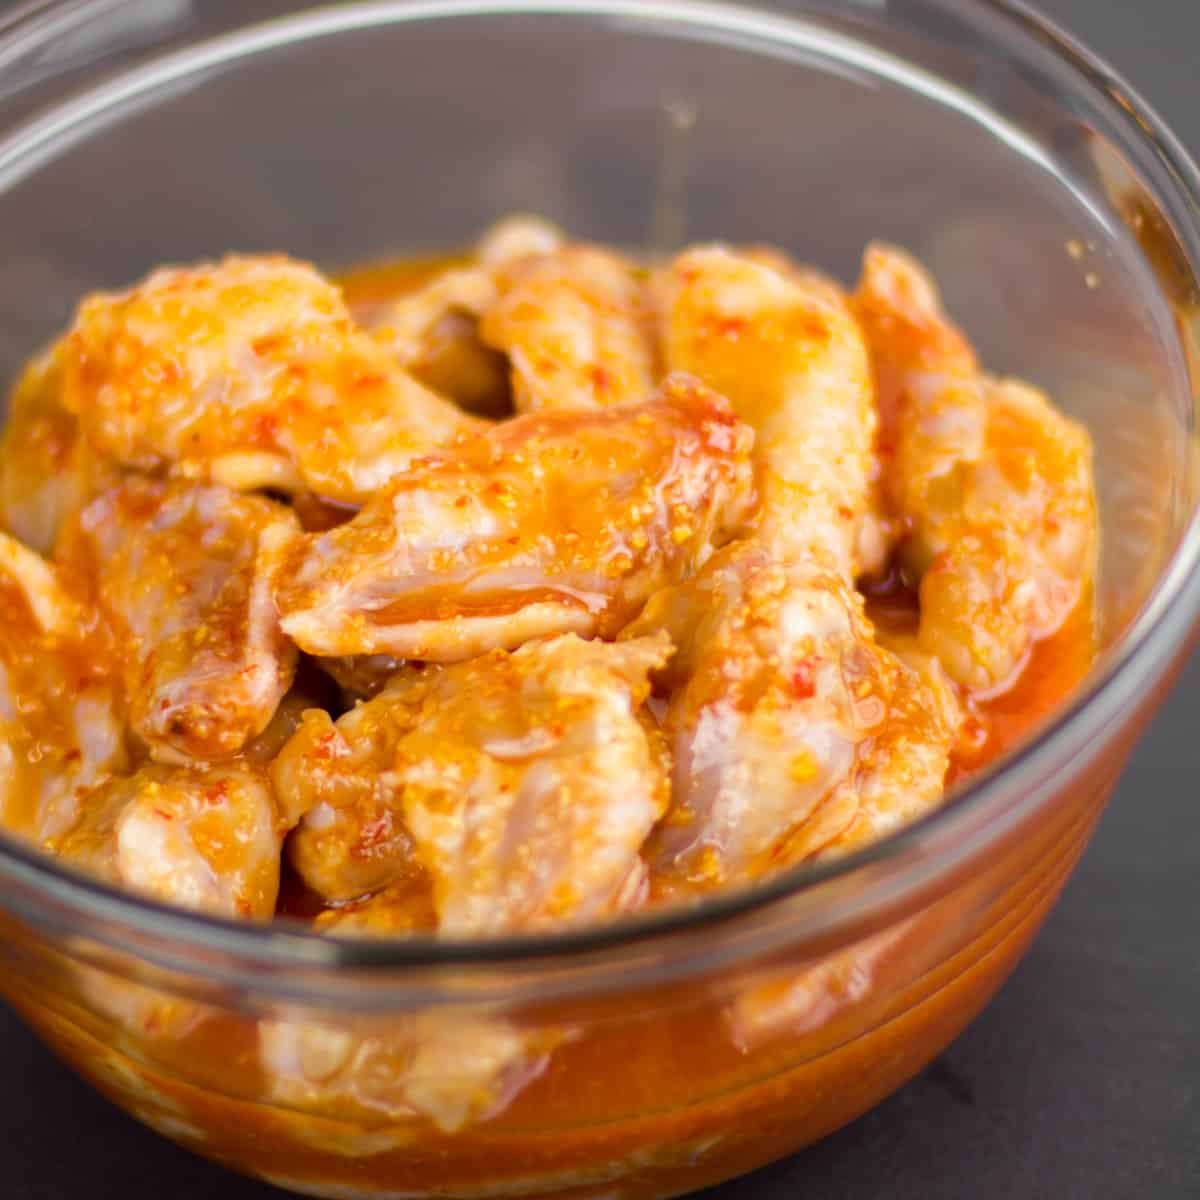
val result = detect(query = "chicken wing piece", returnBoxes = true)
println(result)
[272,374,755,661]
[659,246,876,570]
[62,255,479,503]
[273,633,671,926]
[854,245,1097,690]
[372,263,500,369]
[0,533,127,843]
[721,901,969,1071]
[367,215,563,418]
[55,762,282,919]
[259,1001,559,1134]
[0,343,119,554]
[920,377,1097,690]
[708,248,897,578]
[629,248,958,888]
[480,244,656,413]
[476,213,565,267]
[63,478,299,763]
[767,629,962,868]
[369,217,563,346]
[810,658,958,862]
[374,273,513,419]
[629,544,948,893]
[851,243,987,520]
[396,632,670,934]
[270,673,431,902]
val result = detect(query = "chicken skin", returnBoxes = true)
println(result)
[63,478,298,763]
[272,374,755,661]
[63,256,479,503]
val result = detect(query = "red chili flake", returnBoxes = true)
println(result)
[962,715,989,752]
[791,311,831,343]
[251,411,280,444]
[791,659,816,700]
[357,813,393,852]
[204,781,231,807]
[310,730,338,761]
[354,371,387,391]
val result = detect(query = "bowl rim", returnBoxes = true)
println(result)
[1,0,1198,983]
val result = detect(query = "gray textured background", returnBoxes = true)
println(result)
[1,1,1198,1196]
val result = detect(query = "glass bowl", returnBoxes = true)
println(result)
[1,1,1198,1197]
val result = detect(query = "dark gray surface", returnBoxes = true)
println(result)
[2,1,1199,1197]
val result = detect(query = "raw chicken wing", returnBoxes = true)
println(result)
[273,374,755,661]
[660,246,876,569]
[65,478,299,763]
[63,256,478,502]
[631,545,953,890]
[0,343,118,554]
[0,532,126,842]
[481,244,656,412]
[632,247,955,892]
[370,215,563,416]
[853,245,1097,689]
[56,762,282,918]
[260,999,559,1134]
[274,633,671,927]
[395,632,670,934]
[270,678,430,901]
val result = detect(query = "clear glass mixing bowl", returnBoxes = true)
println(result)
[0,1,1198,1197]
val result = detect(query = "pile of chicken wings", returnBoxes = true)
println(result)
[0,216,1096,936]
